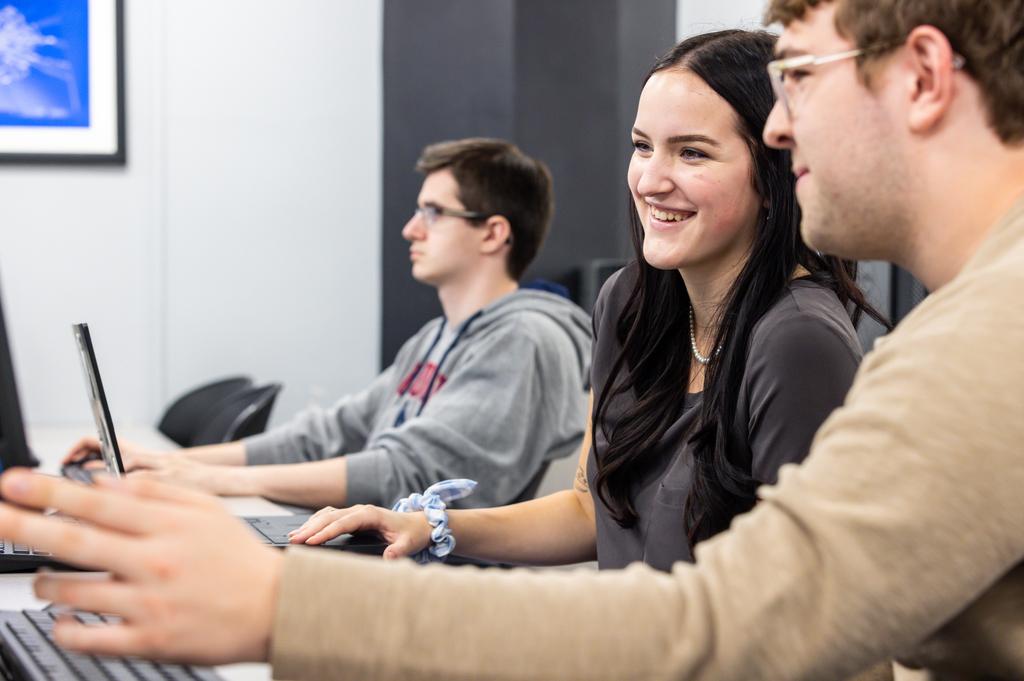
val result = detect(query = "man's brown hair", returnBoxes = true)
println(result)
[764,0,1024,143]
[416,138,553,281]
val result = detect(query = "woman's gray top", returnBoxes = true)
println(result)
[587,266,863,571]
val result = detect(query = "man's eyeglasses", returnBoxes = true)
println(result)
[767,45,966,118]
[414,203,489,228]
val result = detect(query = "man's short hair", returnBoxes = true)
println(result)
[764,0,1024,143]
[416,138,553,281]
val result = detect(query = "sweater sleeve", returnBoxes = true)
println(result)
[243,365,399,466]
[344,316,587,508]
[268,257,1024,680]
[242,325,435,466]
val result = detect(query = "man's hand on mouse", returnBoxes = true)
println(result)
[64,436,162,472]
[65,437,253,496]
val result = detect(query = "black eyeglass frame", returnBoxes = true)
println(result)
[414,203,490,226]
[412,203,513,244]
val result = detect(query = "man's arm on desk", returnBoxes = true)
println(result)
[65,436,246,468]
[65,435,353,508]
[134,456,352,509]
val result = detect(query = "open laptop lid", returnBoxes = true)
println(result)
[71,324,125,478]
[0,279,37,481]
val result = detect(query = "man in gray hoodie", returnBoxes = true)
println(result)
[66,138,592,511]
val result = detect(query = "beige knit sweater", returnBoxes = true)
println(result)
[269,198,1024,681]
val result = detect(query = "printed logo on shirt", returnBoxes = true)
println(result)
[397,362,449,401]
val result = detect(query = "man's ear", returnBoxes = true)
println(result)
[479,215,513,254]
[904,25,962,135]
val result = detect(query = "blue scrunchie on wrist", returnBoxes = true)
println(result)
[392,479,477,564]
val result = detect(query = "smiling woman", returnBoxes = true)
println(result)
[591,29,890,559]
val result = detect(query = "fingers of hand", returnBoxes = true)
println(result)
[289,509,343,543]
[381,519,425,559]
[96,475,221,512]
[63,437,100,464]
[306,518,354,545]
[289,506,349,542]
[52,619,155,660]
[310,506,337,521]
[35,575,142,621]
[305,506,378,545]
[0,471,157,537]
[382,540,412,560]
[0,502,143,576]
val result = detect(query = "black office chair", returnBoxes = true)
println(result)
[190,383,282,446]
[157,376,253,446]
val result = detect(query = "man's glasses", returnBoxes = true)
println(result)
[414,203,489,228]
[767,45,967,118]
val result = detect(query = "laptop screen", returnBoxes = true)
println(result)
[0,278,37,481]
[72,324,125,478]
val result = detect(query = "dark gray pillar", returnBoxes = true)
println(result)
[381,0,676,366]
[381,0,517,366]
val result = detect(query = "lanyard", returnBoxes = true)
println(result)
[393,310,483,427]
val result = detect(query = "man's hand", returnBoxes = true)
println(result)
[128,457,241,495]
[63,436,158,472]
[0,470,283,665]
[66,438,239,496]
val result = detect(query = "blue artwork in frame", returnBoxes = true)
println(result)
[0,0,124,163]
[0,0,91,128]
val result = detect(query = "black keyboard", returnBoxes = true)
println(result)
[0,538,51,558]
[0,514,88,573]
[0,609,222,681]
[0,537,66,573]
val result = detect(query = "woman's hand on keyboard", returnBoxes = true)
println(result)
[289,503,432,560]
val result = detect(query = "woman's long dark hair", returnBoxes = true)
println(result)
[592,30,890,548]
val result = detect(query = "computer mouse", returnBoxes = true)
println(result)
[78,450,105,465]
[61,451,106,484]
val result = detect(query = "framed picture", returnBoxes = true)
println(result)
[0,0,125,164]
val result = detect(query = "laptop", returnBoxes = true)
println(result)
[68,322,386,555]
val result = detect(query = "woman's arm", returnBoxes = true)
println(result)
[444,392,597,564]
[290,392,599,566]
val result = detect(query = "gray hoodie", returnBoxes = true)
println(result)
[244,289,592,509]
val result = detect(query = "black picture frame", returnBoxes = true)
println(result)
[0,0,126,164]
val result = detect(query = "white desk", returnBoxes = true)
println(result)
[1,424,281,681]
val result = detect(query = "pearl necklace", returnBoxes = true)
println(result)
[689,306,722,366]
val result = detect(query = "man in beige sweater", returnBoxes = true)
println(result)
[1,0,1023,679]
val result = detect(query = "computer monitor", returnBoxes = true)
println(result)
[0,278,38,479]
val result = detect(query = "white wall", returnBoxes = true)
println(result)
[0,0,382,431]
[677,0,769,39]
